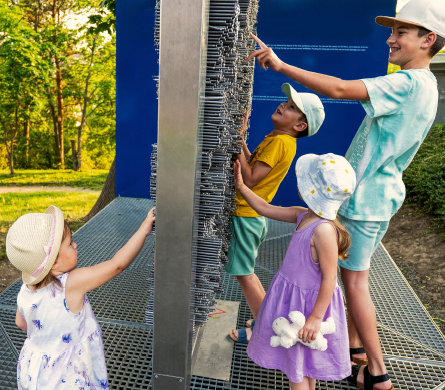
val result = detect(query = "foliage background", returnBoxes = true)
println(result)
[403,124,445,239]
[0,0,116,172]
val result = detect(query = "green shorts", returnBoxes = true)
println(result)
[224,215,268,276]
[338,215,389,272]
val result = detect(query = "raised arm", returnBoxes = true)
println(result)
[246,34,369,102]
[65,208,155,313]
[234,160,304,223]
[235,111,272,188]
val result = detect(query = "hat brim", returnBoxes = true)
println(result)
[282,83,306,115]
[295,155,339,220]
[375,16,424,29]
[22,206,65,285]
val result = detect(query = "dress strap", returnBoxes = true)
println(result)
[295,210,308,229]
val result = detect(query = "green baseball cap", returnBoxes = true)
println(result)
[282,83,325,137]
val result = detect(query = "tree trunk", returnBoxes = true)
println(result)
[71,139,78,170]
[51,0,64,168]
[23,116,30,166]
[54,55,64,168]
[82,157,116,222]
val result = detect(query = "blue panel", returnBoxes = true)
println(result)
[115,0,397,202]
[115,0,158,198]
[248,0,397,207]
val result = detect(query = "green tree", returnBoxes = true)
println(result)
[0,3,51,174]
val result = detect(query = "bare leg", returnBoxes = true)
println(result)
[231,273,266,340]
[346,299,367,362]
[340,267,392,390]
[235,273,266,319]
[290,377,316,390]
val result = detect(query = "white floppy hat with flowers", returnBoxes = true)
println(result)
[6,205,65,285]
[295,153,357,220]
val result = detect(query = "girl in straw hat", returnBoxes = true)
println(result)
[233,154,356,390]
[6,206,155,390]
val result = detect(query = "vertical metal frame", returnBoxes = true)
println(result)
[152,0,209,389]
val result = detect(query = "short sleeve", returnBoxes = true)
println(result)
[360,71,413,118]
[256,138,286,168]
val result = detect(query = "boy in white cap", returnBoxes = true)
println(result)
[227,83,325,344]
[246,0,444,388]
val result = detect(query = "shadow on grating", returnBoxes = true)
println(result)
[88,268,152,323]
[264,219,295,240]
[190,376,231,389]
[100,321,153,390]
[370,244,445,352]
[377,324,445,362]
[0,320,18,390]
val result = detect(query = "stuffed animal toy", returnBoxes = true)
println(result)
[270,311,336,351]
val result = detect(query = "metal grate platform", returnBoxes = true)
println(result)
[0,197,444,389]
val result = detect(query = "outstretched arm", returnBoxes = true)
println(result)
[235,111,272,187]
[234,160,304,223]
[246,34,369,101]
[298,223,338,343]
[65,208,156,312]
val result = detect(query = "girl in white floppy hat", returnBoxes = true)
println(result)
[6,205,155,390]
[233,153,356,390]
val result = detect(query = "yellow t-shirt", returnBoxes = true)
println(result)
[233,132,297,217]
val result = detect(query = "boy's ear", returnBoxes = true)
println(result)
[293,121,308,133]
[421,31,437,51]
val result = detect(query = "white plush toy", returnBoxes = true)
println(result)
[270,311,336,352]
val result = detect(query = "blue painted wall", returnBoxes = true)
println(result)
[116,0,397,204]
[116,0,158,198]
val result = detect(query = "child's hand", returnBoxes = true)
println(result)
[298,315,321,344]
[239,110,250,138]
[233,160,245,191]
[140,207,156,236]
[246,33,284,72]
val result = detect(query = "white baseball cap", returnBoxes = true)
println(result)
[295,153,357,220]
[376,0,445,38]
[282,83,325,137]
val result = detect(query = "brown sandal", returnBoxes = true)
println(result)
[350,347,368,365]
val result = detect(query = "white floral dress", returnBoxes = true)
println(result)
[16,272,108,389]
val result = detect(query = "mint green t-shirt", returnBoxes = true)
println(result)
[339,69,438,221]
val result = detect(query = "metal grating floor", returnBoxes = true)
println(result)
[0,197,444,389]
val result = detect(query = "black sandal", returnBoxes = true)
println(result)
[347,364,394,390]
[363,365,394,390]
[350,347,368,365]
[346,364,362,387]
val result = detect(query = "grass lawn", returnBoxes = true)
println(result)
[0,191,100,261]
[0,169,108,190]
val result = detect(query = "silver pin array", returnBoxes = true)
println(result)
[146,0,259,328]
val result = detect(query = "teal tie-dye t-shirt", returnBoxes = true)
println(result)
[339,69,438,221]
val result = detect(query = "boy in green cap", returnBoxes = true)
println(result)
[227,83,325,344]
[246,0,444,388]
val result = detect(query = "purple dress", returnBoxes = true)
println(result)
[247,211,351,383]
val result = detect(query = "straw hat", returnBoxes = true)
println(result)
[295,153,357,220]
[6,206,65,285]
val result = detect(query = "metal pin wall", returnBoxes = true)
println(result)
[146,0,259,329]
